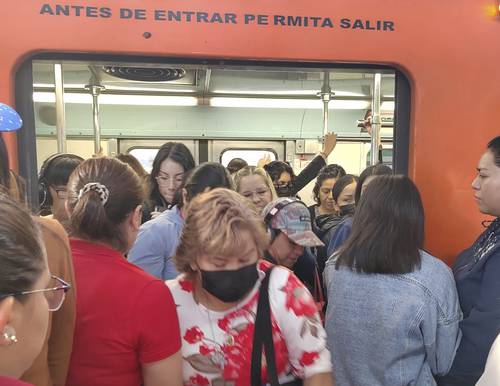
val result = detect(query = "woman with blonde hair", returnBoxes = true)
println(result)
[233,166,277,212]
[169,188,333,386]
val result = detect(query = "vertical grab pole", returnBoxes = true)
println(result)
[320,71,332,136]
[86,81,105,155]
[370,73,382,165]
[54,63,66,153]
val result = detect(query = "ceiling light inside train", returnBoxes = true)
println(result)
[33,83,197,93]
[211,89,366,97]
[32,92,198,106]
[209,97,377,110]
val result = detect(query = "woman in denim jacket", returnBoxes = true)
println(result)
[438,136,500,386]
[324,175,462,386]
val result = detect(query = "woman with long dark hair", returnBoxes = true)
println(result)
[326,163,392,257]
[128,162,233,280]
[144,142,196,222]
[324,175,461,386]
[264,133,337,198]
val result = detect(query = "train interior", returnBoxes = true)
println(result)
[30,60,397,205]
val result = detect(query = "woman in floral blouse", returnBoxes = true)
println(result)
[168,188,333,386]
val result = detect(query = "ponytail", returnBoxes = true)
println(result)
[67,157,144,252]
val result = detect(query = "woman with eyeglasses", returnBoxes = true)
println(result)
[20,215,76,386]
[37,153,84,224]
[143,142,196,222]
[233,166,277,212]
[0,194,70,386]
[129,162,233,280]
[65,157,183,386]
[0,133,76,386]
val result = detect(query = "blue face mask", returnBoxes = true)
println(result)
[200,263,259,303]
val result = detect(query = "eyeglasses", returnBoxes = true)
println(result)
[0,275,71,312]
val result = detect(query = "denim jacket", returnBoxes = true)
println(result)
[128,206,183,280]
[324,251,462,386]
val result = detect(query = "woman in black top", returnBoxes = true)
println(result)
[264,132,337,197]
[438,136,500,386]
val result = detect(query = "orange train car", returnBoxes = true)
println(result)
[0,0,499,264]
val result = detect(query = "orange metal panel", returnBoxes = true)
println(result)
[0,0,499,263]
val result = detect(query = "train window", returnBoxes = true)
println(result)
[128,148,159,173]
[18,56,409,206]
[220,149,277,167]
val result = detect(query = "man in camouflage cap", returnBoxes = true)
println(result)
[263,197,323,271]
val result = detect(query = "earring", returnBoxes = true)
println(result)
[2,326,18,346]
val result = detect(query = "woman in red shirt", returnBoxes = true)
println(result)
[0,194,69,386]
[65,157,182,386]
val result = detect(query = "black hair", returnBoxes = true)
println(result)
[487,136,500,167]
[354,164,393,203]
[40,154,84,187]
[179,162,233,208]
[149,142,196,206]
[336,175,424,274]
[0,193,45,298]
[313,164,347,203]
[226,158,248,174]
[0,136,10,190]
[332,174,359,202]
[38,153,84,212]
[264,161,295,184]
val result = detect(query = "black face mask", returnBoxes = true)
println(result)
[200,263,259,303]
[339,203,356,217]
[275,183,294,197]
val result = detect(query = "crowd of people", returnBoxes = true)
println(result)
[0,102,499,386]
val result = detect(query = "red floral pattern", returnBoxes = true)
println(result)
[300,351,320,366]
[199,344,215,356]
[188,374,209,386]
[179,279,194,293]
[184,327,204,344]
[281,273,317,317]
[170,266,330,386]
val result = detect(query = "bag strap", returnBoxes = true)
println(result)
[313,267,324,305]
[251,266,280,386]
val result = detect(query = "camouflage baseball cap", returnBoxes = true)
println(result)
[262,197,324,247]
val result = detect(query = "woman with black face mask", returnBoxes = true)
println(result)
[264,133,338,198]
[313,174,358,274]
[169,188,334,386]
